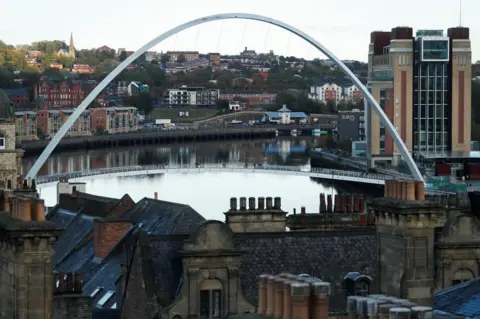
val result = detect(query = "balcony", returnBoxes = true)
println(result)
[371,70,393,82]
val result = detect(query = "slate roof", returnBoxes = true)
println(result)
[434,277,480,318]
[51,212,95,266]
[93,309,119,319]
[120,198,205,235]
[58,192,120,217]
[49,195,205,312]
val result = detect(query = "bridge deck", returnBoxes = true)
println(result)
[36,164,397,187]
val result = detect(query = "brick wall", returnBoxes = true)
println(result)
[93,220,131,258]
[53,295,92,319]
[105,195,135,219]
[234,228,377,312]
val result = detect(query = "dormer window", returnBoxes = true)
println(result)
[344,272,373,297]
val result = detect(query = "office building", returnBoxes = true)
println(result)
[366,27,471,163]
[337,109,365,141]
[164,86,219,107]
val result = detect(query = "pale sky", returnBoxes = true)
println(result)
[2,0,479,62]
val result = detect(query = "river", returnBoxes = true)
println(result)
[23,136,350,220]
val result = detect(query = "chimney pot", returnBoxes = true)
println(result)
[301,206,306,215]
[31,179,37,191]
[406,181,415,201]
[266,197,273,209]
[384,180,389,197]
[59,272,66,293]
[74,271,83,293]
[230,197,237,210]
[249,197,256,210]
[21,199,32,222]
[72,186,77,196]
[32,199,45,221]
[27,177,32,189]
[293,208,296,215]
[239,197,247,210]
[415,182,425,200]
[66,272,74,292]
[154,192,158,200]
[258,197,265,210]
[274,197,281,209]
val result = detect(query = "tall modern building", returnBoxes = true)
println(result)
[366,27,471,164]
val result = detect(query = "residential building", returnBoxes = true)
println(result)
[219,90,276,105]
[15,111,38,141]
[343,84,362,102]
[337,109,365,141]
[4,88,29,106]
[261,105,308,124]
[309,83,343,103]
[72,64,94,74]
[229,101,242,111]
[36,79,101,107]
[164,86,219,107]
[166,51,200,62]
[366,27,471,161]
[37,110,63,137]
[50,62,63,69]
[90,106,138,134]
[59,109,91,137]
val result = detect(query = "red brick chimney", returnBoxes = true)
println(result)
[93,219,131,259]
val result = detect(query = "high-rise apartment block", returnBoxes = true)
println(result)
[366,27,471,162]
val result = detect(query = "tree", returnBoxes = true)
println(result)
[119,51,127,62]
[127,92,153,115]
[216,99,229,112]
[42,67,64,80]
[177,54,186,63]
[160,54,170,64]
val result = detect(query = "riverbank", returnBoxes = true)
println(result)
[19,127,277,155]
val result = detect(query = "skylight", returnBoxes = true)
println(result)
[97,291,114,307]
[90,287,101,298]
[111,303,117,309]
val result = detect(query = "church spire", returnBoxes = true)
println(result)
[69,32,76,57]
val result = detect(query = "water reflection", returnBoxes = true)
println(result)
[23,136,331,177]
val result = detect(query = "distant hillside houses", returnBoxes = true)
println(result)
[309,83,363,104]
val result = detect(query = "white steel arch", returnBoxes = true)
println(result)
[26,13,423,182]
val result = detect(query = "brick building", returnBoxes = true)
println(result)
[35,79,104,108]
[15,111,38,141]
[219,90,276,105]
[4,88,30,106]
[89,106,138,134]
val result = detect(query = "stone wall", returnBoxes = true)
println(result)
[234,228,377,312]
[378,233,404,296]
[53,295,92,319]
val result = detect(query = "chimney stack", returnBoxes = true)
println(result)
[274,197,281,209]
[240,197,247,210]
[266,197,273,209]
[154,192,158,200]
[249,197,256,210]
[258,197,265,210]
[230,197,237,210]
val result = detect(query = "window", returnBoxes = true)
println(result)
[97,291,114,307]
[90,287,101,297]
[355,281,370,296]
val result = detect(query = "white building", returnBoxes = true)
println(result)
[165,51,200,62]
[343,84,362,102]
[309,83,361,103]
[309,83,343,103]
[164,86,219,107]
[229,101,242,111]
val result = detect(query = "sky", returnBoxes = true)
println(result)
[2,0,479,62]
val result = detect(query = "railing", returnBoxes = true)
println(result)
[35,163,393,185]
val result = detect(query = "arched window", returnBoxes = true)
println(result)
[452,269,474,286]
[344,272,373,297]
[199,279,223,319]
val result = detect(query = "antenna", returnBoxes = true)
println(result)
[459,0,463,27]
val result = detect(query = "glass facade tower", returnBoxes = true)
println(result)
[413,37,450,153]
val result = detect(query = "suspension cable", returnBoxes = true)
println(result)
[216,20,225,53]
[263,24,271,53]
